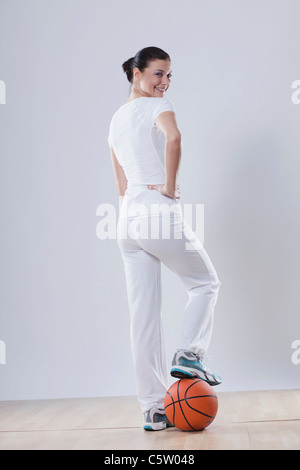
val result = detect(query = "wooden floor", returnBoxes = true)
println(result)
[0,389,300,450]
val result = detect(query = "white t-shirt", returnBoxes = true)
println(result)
[107,96,176,186]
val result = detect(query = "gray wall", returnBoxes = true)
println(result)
[0,0,299,400]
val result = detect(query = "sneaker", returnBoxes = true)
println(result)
[170,350,222,386]
[143,407,174,431]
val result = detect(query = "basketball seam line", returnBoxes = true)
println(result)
[166,390,176,425]
[177,380,196,431]
[165,394,217,408]
[183,382,217,421]
[165,396,216,420]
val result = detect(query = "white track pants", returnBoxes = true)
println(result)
[117,186,221,413]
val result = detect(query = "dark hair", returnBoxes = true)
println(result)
[122,46,171,84]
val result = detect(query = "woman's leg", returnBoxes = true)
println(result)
[118,233,168,413]
[137,215,221,359]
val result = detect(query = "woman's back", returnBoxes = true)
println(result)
[108,96,176,185]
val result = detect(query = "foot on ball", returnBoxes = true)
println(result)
[170,350,222,386]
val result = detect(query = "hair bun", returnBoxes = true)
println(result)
[122,57,134,71]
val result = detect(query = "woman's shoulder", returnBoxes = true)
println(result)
[137,96,176,115]
[109,96,176,129]
[114,96,175,113]
[139,96,175,107]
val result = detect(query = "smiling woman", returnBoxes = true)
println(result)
[107,46,222,432]
[122,46,172,98]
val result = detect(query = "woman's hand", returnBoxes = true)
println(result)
[147,184,181,199]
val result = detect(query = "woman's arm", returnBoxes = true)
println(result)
[148,110,181,199]
[165,135,181,196]
[110,147,128,206]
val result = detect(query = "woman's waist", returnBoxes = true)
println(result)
[125,182,164,198]
[121,182,181,217]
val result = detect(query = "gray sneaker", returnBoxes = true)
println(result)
[170,350,222,386]
[143,407,174,431]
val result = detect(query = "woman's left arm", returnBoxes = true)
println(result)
[109,147,128,206]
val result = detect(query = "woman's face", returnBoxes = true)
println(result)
[133,59,172,97]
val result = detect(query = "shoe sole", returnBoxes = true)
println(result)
[144,422,167,431]
[170,366,222,386]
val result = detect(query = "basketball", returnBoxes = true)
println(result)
[164,378,218,431]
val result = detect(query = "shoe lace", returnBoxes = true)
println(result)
[191,352,209,362]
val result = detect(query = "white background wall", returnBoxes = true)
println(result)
[0,0,299,400]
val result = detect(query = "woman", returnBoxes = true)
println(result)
[108,46,222,431]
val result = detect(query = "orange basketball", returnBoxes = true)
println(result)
[164,378,218,431]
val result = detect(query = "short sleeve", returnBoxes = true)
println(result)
[152,97,176,126]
